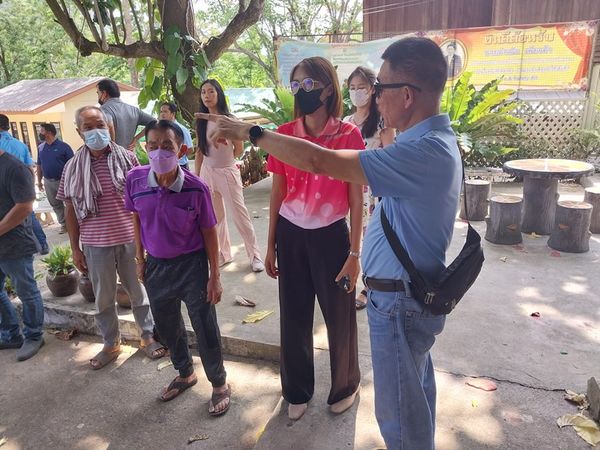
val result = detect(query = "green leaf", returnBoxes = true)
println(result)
[138,88,149,109]
[135,58,147,72]
[448,72,475,123]
[164,34,181,55]
[151,76,163,98]
[144,66,155,87]
[176,67,189,92]
[166,53,183,77]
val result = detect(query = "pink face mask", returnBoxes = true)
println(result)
[148,149,178,174]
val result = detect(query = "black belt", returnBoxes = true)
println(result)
[363,276,406,292]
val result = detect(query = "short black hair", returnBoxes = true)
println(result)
[381,37,448,94]
[97,78,120,98]
[144,119,184,144]
[41,123,57,135]
[0,114,9,131]
[161,102,177,114]
[447,41,457,49]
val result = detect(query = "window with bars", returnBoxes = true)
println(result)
[10,122,19,139]
[19,122,31,153]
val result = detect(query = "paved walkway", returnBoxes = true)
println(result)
[19,173,600,449]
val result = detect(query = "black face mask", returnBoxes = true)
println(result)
[38,134,45,142]
[295,88,324,115]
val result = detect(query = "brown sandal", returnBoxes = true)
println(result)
[355,289,368,310]
[90,349,121,370]
[159,376,198,402]
[141,341,167,360]
[209,384,231,417]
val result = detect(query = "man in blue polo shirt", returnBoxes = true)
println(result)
[0,114,49,254]
[125,120,231,417]
[36,123,74,234]
[198,37,461,450]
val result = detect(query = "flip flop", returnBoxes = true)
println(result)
[141,341,167,360]
[209,384,231,417]
[355,289,368,310]
[159,377,198,402]
[90,349,121,370]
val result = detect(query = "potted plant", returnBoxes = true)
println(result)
[79,275,131,308]
[42,245,79,297]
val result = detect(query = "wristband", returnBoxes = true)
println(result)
[349,251,360,258]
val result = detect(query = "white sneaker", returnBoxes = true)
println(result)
[219,254,233,267]
[251,257,265,272]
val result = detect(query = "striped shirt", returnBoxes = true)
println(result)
[57,150,136,246]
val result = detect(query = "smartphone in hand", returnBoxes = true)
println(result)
[337,275,351,292]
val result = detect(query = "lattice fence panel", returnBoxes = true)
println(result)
[514,99,586,145]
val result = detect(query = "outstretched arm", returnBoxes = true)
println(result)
[195,113,368,186]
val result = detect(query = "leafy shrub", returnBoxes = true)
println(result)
[41,245,75,276]
[441,73,523,167]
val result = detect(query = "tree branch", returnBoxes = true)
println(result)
[203,0,265,63]
[0,41,11,82]
[127,0,144,41]
[228,45,276,84]
[45,0,165,60]
[71,0,103,45]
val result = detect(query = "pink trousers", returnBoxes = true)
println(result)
[200,164,261,262]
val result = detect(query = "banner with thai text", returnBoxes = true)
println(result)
[275,21,597,90]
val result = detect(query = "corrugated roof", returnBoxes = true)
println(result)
[0,77,138,114]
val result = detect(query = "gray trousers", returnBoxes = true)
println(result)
[83,243,154,346]
[44,178,65,225]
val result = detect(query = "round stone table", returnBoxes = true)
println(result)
[503,159,595,235]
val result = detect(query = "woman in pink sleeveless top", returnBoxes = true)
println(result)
[194,79,264,272]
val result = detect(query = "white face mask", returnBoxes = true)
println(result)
[349,88,370,107]
[83,128,111,151]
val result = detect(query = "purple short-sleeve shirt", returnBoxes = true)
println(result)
[125,165,217,259]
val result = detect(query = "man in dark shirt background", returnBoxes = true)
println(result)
[0,150,45,361]
[36,123,74,233]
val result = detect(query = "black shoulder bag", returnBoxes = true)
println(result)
[380,160,485,315]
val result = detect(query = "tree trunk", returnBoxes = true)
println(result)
[584,187,600,234]
[547,201,592,253]
[121,0,139,87]
[485,195,523,245]
[460,180,490,221]
[521,177,558,235]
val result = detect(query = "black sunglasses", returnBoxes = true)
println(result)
[373,80,422,98]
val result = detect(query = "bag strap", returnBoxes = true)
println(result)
[380,205,426,286]
[380,150,469,283]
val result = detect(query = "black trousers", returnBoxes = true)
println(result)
[144,249,226,386]
[276,216,361,405]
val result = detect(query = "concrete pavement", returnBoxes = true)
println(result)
[16,173,600,449]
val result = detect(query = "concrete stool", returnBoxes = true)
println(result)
[548,201,592,253]
[485,195,523,245]
[460,180,490,221]
[584,187,600,234]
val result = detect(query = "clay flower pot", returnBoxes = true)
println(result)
[116,284,131,309]
[46,269,80,297]
[78,274,96,303]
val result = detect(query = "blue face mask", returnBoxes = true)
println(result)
[83,128,111,151]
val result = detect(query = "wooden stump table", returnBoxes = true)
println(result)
[503,159,594,235]
[584,187,600,233]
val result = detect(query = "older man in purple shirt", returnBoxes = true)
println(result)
[124,119,231,417]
